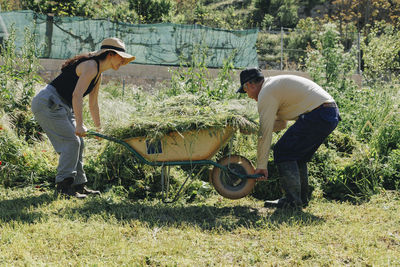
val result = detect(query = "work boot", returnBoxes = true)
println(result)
[264,161,302,209]
[298,161,309,207]
[56,177,87,199]
[264,197,292,208]
[73,183,101,196]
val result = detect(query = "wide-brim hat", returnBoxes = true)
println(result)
[237,67,264,93]
[92,37,135,65]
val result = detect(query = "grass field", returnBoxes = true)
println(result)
[1,186,399,266]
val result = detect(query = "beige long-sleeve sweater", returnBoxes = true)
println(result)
[256,75,334,168]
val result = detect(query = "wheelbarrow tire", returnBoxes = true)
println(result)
[211,155,256,199]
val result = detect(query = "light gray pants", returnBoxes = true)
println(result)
[31,84,87,185]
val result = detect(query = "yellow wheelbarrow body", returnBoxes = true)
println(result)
[124,127,235,162]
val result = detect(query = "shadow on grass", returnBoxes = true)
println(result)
[268,208,324,226]
[0,192,55,223]
[66,197,325,231]
[0,192,324,230]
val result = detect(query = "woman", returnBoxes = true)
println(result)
[31,37,135,198]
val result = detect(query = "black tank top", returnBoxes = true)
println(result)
[50,58,100,107]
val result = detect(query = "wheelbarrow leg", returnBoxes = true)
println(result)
[161,164,190,203]
[161,165,208,203]
[161,165,171,203]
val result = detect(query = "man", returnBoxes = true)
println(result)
[237,68,340,209]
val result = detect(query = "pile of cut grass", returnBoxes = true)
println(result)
[102,93,259,141]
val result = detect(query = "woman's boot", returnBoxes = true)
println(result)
[56,177,87,199]
[73,183,101,196]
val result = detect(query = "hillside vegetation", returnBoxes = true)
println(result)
[0,21,399,202]
[2,0,400,70]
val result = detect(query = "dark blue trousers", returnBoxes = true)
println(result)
[273,106,340,163]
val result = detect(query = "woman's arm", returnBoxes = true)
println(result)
[72,60,98,136]
[89,74,102,131]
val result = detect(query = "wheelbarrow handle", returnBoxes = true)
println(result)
[225,167,264,180]
[87,130,118,142]
[247,173,265,179]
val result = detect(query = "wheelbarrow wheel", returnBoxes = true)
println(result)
[210,155,256,199]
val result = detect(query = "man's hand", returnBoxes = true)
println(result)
[254,168,268,181]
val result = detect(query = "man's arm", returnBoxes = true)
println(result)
[273,119,287,132]
[256,97,279,169]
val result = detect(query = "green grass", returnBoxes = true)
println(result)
[1,187,399,266]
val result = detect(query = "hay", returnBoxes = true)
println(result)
[103,93,258,141]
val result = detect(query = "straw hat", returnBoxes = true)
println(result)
[92,37,135,64]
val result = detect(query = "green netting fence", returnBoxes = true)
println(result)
[0,10,259,68]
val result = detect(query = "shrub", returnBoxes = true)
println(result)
[304,22,400,201]
[0,27,54,187]
[305,23,357,88]
[361,22,400,82]
[0,112,55,187]
[0,27,43,142]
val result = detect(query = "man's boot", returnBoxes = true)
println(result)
[56,177,87,199]
[298,161,309,207]
[73,183,101,196]
[264,161,302,209]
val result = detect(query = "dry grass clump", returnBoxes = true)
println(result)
[102,93,258,141]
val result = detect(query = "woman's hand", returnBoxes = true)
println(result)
[75,125,87,137]
[93,126,102,140]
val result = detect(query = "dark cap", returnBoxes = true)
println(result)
[237,67,264,93]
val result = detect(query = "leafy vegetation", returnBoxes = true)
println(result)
[0,20,398,203]
[0,26,43,138]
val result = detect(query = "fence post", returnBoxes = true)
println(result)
[357,31,361,74]
[122,78,125,97]
[280,27,283,70]
[44,14,54,58]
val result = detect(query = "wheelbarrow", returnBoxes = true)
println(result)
[88,126,261,203]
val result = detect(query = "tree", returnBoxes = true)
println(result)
[277,0,299,27]
[329,0,400,31]
[128,0,172,23]
[21,0,81,16]
[300,0,326,17]
[254,0,300,28]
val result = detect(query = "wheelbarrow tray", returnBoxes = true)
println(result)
[123,126,234,162]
